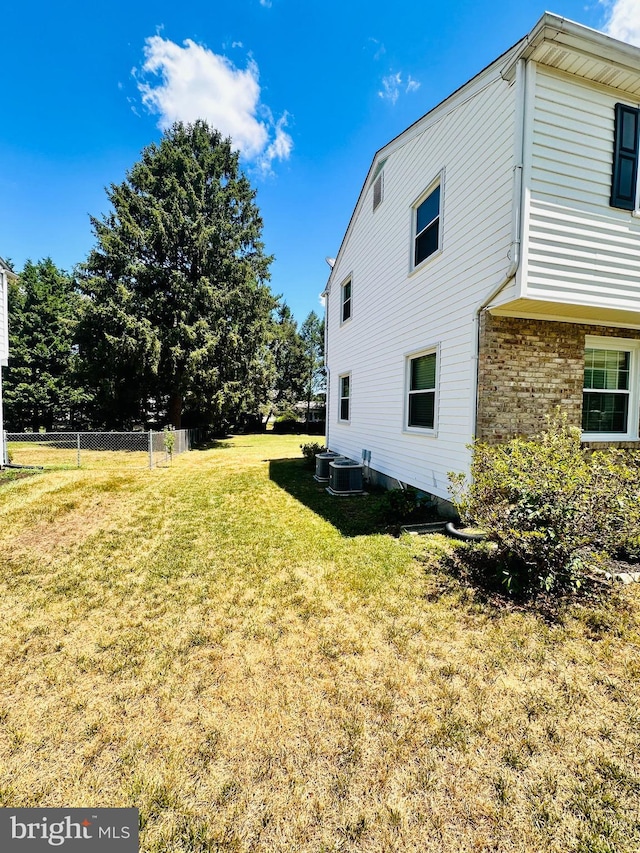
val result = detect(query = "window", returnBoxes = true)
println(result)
[611,103,640,210]
[582,337,640,440]
[341,277,352,323]
[371,158,387,211]
[406,349,437,431]
[373,173,383,211]
[339,374,350,422]
[413,182,441,267]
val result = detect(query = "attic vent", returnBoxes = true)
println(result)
[373,173,384,211]
[328,459,364,495]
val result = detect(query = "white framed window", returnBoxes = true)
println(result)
[339,373,351,422]
[373,172,384,211]
[582,335,640,441]
[341,276,352,323]
[405,347,438,433]
[411,176,443,270]
[371,158,387,212]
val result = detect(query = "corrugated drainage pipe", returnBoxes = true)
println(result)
[445,522,487,542]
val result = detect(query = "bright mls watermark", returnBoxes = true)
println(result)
[0,809,138,851]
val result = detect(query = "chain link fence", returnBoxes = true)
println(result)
[3,429,207,470]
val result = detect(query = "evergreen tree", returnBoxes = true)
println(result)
[78,120,275,430]
[4,259,85,431]
[300,310,325,421]
[266,301,307,419]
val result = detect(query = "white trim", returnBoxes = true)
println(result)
[581,334,640,441]
[402,344,440,437]
[409,170,445,275]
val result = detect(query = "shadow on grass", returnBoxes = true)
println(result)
[191,438,235,452]
[269,457,388,537]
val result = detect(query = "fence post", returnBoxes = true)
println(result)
[2,430,6,467]
[77,433,81,468]
[148,430,153,469]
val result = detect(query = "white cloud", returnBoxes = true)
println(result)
[135,36,292,167]
[378,72,421,105]
[368,38,386,61]
[379,72,402,105]
[258,113,293,173]
[260,0,273,7]
[601,0,640,46]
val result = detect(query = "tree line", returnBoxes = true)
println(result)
[3,121,324,434]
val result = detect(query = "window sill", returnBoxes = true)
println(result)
[581,433,639,442]
[403,426,438,438]
[408,248,442,278]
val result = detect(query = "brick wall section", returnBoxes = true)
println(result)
[476,313,640,446]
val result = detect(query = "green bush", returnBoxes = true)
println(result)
[272,418,301,434]
[300,442,326,468]
[449,412,640,595]
[382,486,431,524]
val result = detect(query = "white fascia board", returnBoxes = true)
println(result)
[502,11,640,82]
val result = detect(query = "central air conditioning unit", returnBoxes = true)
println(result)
[314,451,344,482]
[327,459,364,495]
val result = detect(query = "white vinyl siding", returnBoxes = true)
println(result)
[326,60,516,500]
[525,67,640,314]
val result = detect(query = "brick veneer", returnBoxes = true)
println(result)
[476,313,640,446]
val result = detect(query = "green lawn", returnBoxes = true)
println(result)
[0,434,639,852]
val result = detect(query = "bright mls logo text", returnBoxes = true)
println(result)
[0,808,138,851]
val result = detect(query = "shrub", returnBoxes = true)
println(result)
[382,486,431,524]
[300,442,326,469]
[272,418,300,434]
[449,412,640,595]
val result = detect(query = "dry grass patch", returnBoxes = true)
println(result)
[0,434,639,852]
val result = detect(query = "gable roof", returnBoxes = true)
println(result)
[324,11,640,296]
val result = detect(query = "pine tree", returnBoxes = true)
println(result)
[78,121,275,430]
[4,259,85,431]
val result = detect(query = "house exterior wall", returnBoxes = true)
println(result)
[477,313,640,446]
[326,63,517,501]
[325,17,640,500]
[523,65,640,315]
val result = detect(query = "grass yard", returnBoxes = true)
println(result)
[0,434,639,852]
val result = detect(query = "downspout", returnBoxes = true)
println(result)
[322,257,335,449]
[471,57,527,440]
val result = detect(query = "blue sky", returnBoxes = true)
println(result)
[1,0,638,324]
